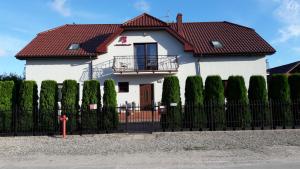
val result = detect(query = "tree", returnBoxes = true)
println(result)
[204,76,225,130]
[61,80,79,133]
[248,76,269,127]
[161,76,182,129]
[184,76,205,129]
[0,81,15,132]
[268,74,292,128]
[81,80,101,132]
[18,80,38,132]
[289,74,300,125]
[102,79,118,130]
[39,80,58,133]
[225,76,250,128]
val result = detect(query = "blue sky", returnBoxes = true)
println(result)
[0,0,299,75]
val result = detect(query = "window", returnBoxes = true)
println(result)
[118,82,129,93]
[211,40,223,48]
[57,83,63,102]
[222,80,228,94]
[68,43,80,50]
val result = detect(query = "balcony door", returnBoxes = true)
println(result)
[134,43,158,70]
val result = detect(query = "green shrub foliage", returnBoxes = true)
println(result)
[81,80,101,131]
[0,81,15,132]
[225,76,250,128]
[161,76,182,129]
[61,80,79,132]
[204,76,226,130]
[289,74,300,125]
[184,76,205,129]
[269,74,292,127]
[39,80,58,132]
[18,80,38,132]
[248,76,269,127]
[102,79,118,130]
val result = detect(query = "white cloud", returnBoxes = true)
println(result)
[0,35,26,57]
[134,0,150,12]
[0,48,6,57]
[273,0,300,43]
[49,0,71,17]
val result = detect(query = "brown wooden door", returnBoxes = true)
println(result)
[140,84,153,110]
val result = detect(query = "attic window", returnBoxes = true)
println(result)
[68,43,80,50]
[211,41,223,48]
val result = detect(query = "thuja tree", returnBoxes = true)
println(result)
[248,76,269,127]
[102,79,118,131]
[18,80,38,132]
[268,74,292,127]
[184,76,205,129]
[161,76,182,129]
[289,74,300,125]
[0,81,15,132]
[61,80,79,133]
[204,76,226,130]
[225,76,250,128]
[39,80,58,132]
[81,80,101,131]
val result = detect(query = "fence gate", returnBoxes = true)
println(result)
[118,105,161,132]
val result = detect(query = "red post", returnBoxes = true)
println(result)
[59,115,68,139]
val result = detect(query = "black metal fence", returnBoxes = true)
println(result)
[0,100,299,136]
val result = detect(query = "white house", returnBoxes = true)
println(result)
[16,13,275,109]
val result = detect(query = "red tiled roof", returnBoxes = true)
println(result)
[122,13,168,27]
[16,13,275,59]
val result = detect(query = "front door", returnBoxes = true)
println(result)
[140,84,154,110]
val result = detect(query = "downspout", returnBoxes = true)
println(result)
[89,56,93,80]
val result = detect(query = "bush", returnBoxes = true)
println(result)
[61,80,79,133]
[269,74,292,127]
[0,81,15,132]
[248,76,269,127]
[204,76,226,130]
[0,73,23,106]
[289,74,300,125]
[161,76,182,129]
[184,76,205,129]
[39,80,58,132]
[18,80,38,132]
[81,80,101,131]
[225,76,250,128]
[102,79,118,130]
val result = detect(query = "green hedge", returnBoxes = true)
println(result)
[102,79,118,130]
[184,76,205,129]
[225,76,250,128]
[204,76,226,130]
[161,76,182,129]
[39,80,58,132]
[81,80,101,131]
[18,80,38,132]
[248,76,269,127]
[289,74,300,125]
[269,74,292,127]
[61,80,79,132]
[0,81,15,132]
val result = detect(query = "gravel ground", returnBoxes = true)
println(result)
[1,129,300,168]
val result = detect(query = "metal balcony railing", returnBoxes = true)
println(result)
[112,55,179,73]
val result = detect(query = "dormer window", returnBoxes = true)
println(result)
[211,40,223,48]
[68,43,80,50]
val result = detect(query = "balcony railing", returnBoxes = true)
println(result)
[112,55,179,74]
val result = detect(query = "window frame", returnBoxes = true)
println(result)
[118,82,129,93]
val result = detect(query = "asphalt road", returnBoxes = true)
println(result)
[1,130,300,169]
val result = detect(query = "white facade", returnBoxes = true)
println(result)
[25,30,267,105]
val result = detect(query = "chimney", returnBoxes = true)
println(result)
[176,13,184,37]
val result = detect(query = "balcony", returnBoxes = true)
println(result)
[112,55,179,75]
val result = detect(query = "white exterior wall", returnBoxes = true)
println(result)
[199,56,267,88]
[25,30,267,106]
